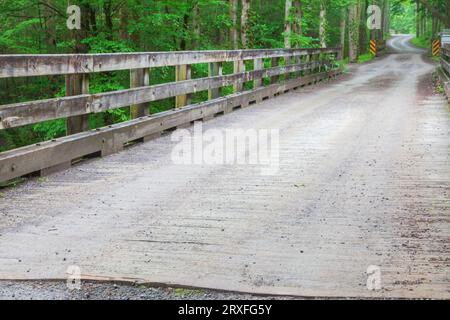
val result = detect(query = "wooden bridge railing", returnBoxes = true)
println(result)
[0,48,341,183]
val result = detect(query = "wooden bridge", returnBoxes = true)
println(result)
[0,48,340,183]
[0,35,449,299]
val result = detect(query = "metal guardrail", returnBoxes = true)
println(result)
[440,44,450,100]
[0,48,341,183]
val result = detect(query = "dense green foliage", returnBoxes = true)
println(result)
[0,0,448,152]
[391,0,416,33]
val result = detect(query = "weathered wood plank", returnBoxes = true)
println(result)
[66,74,90,135]
[0,61,328,129]
[253,58,263,88]
[233,60,245,93]
[271,57,280,84]
[208,62,223,100]
[175,65,192,108]
[130,68,150,118]
[0,48,339,78]
[0,69,341,183]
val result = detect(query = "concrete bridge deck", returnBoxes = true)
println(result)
[0,35,449,299]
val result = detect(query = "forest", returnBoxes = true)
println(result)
[0,0,449,152]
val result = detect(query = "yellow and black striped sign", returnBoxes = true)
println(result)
[432,39,441,56]
[370,40,377,56]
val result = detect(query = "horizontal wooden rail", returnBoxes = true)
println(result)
[0,70,341,182]
[0,48,337,78]
[0,61,329,129]
[0,47,341,183]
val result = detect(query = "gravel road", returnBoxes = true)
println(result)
[0,35,448,300]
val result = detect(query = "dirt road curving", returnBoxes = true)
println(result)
[0,35,448,299]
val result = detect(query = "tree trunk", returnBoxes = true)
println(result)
[319,1,326,48]
[192,1,201,49]
[383,0,390,36]
[285,0,292,48]
[230,0,238,49]
[340,7,346,59]
[104,0,113,41]
[74,4,93,53]
[44,0,56,53]
[293,0,302,47]
[119,4,129,41]
[180,13,189,50]
[348,3,359,63]
[359,0,367,54]
[416,1,420,37]
[432,16,437,39]
[447,0,450,29]
[241,0,250,48]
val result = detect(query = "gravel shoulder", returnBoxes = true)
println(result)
[0,280,292,300]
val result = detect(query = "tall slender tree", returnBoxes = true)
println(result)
[241,0,251,48]
[285,0,293,48]
[319,0,327,48]
[229,0,239,49]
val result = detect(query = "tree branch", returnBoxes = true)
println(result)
[37,1,66,18]
[417,0,449,28]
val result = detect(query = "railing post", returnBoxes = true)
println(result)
[233,60,245,93]
[271,57,279,84]
[130,68,150,118]
[295,54,302,78]
[253,58,263,89]
[176,64,191,108]
[208,62,223,100]
[66,74,89,135]
[286,55,293,79]
[304,54,311,75]
[316,53,321,73]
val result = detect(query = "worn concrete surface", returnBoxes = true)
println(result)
[0,35,449,299]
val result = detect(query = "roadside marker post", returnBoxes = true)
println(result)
[432,39,441,57]
[370,39,377,56]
